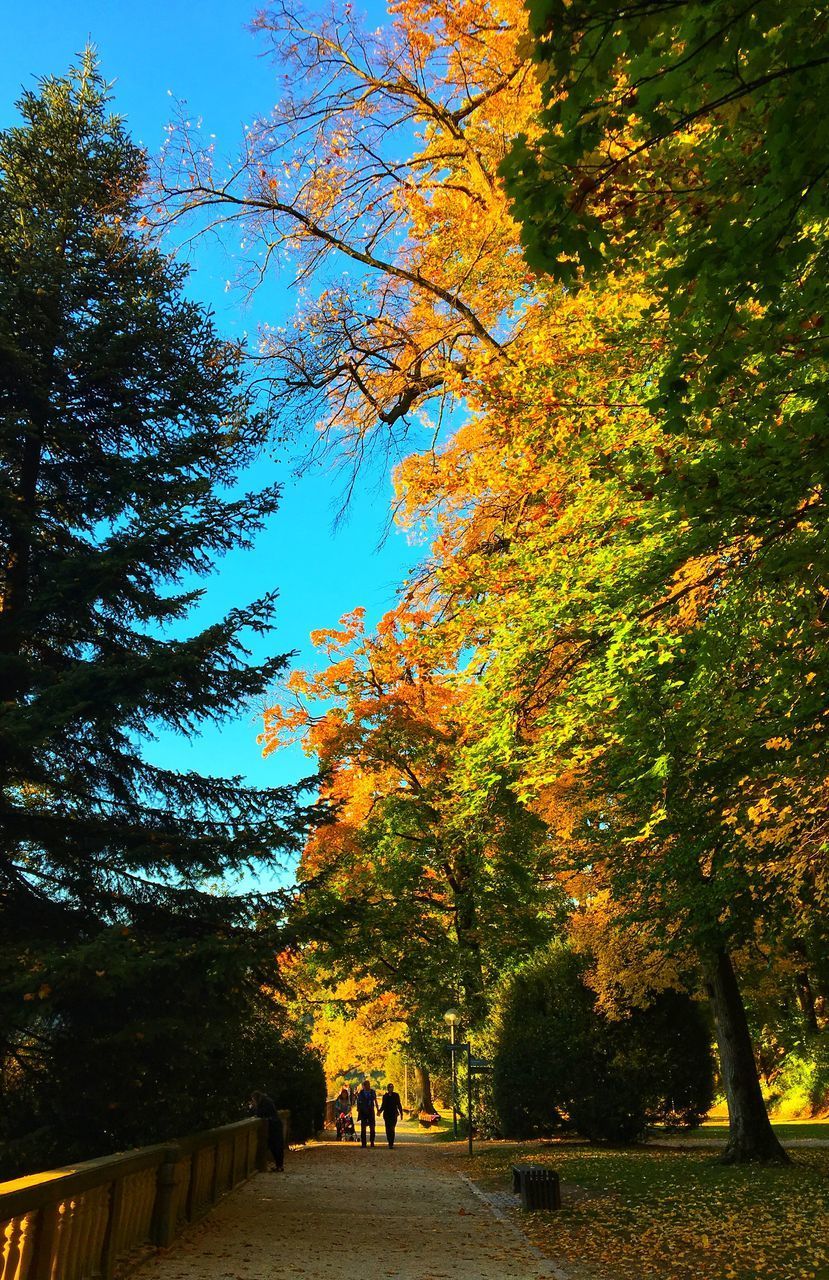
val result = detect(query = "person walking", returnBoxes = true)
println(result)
[379,1082,404,1148]
[355,1078,379,1147]
[250,1090,284,1171]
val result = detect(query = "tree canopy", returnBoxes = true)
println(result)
[155,0,828,1161]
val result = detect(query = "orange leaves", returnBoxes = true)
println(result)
[262,609,373,759]
[236,0,545,462]
[764,736,793,751]
[568,884,688,1016]
[309,607,365,655]
[263,597,461,803]
[23,984,52,1002]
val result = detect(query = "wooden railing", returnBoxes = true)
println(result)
[0,1114,284,1280]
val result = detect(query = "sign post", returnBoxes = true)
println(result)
[443,1011,493,1156]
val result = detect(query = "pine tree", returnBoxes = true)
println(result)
[0,55,310,1169]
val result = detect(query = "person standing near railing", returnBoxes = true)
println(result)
[250,1090,284,1171]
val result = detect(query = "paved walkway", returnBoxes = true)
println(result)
[137,1131,559,1280]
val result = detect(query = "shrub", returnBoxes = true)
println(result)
[0,926,327,1178]
[492,945,714,1143]
[265,1032,327,1142]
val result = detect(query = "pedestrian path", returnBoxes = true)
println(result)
[137,1130,558,1280]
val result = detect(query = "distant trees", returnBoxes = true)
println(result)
[264,606,562,1092]
[0,57,319,1174]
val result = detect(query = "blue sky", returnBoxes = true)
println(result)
[0,0,422,798]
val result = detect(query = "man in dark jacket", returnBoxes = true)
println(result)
[379,1083,404,1148]
[355,1078,379,1147]
[251,1090,284,1171]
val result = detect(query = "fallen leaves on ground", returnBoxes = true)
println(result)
[463,1144,829,1280]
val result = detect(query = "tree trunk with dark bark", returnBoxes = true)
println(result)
[445,850,487,1026]
[794,969,820,1034]
[412,1064,435,1114]
[790,941,820,1033]
[704,947,788,1163]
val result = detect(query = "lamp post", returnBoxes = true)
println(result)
[444,1011,492,1156]
[443,1008,461,1138]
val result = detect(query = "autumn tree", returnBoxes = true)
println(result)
[158,0,575,1122]
[486,0,829,1162]
[0,58,315,1170]
[263,606,562,1098]
[159,0,545,490]
[501,0,829,989]
[304,975,407,1092]
[161,0,804,1162]
[394,280,800,1162]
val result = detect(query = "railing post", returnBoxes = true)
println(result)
[100,1176,124,1280]
[30,1202,60,1280]
[255,1117,269,1173]
[152,1147,183,1249]
[210,1140,221,1205]
[185,1148,198,1222]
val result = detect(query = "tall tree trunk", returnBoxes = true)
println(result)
[790,940,820,1033]
[703,947,788,1163]
[412,1065,434,1114]
[1,208,66,698]
[445,850,487,1026]
[0,428,44,700]
[794,969,820,1034]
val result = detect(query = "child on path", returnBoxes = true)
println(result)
[334,1085,355,1140]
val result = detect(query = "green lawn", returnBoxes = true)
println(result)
[463,1142,829,1280]
[676,1121,829,1143]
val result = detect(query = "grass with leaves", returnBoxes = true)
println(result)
[681,1121,829,1143]
[462,1141,829,1280]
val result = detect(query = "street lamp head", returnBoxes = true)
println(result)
[443,1008,461,1027]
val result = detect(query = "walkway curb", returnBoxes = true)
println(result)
[457,1171,573,1280]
